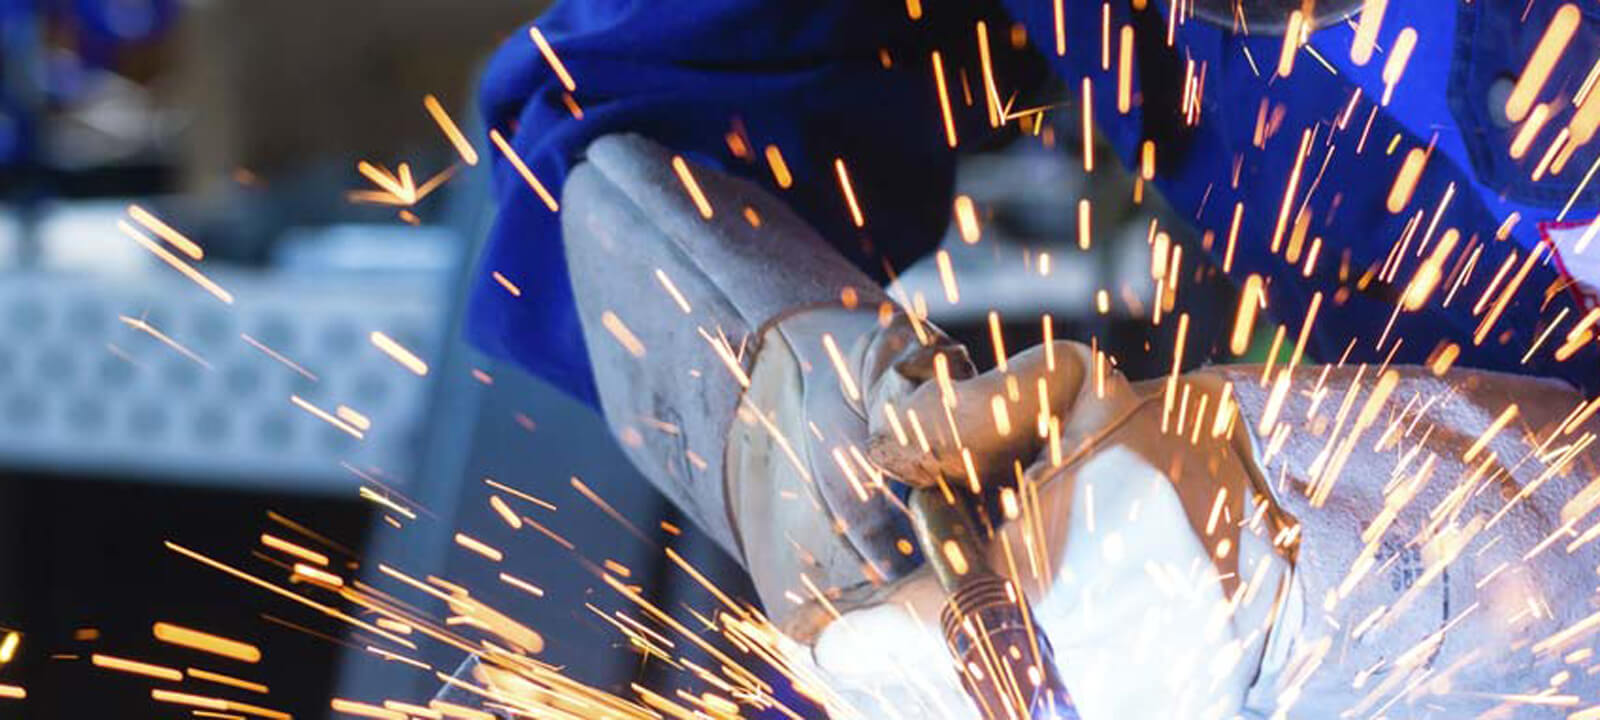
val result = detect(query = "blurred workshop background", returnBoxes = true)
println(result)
[0,2,1239,718]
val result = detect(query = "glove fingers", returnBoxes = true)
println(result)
[868,341,1089,489]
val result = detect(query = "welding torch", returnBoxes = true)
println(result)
[909,487,1080,720]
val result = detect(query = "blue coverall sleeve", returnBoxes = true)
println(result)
[472,0,1041,405]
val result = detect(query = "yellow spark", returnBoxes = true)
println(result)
[763,144,794,188]
[499,572,545,598]
[905,0,922,20]
[976,21,1001,127]
[120,315,211,369]
[936,250,960,304]
[332,698,406,720]
[1272,129,1312,252]
[954,195,981,244]
[1387,147,1428,213]
[652,269,693,314]
[988,311,1008,371]
[91,653,184,681]
[0,632,17,664]
[129,204,203,260]
[335,405,370,431]
[118,221,233,304]
[370,331,429,375]
[1276,10,1304,78]
[491,271,522,297]
[600,311,647,358]
[1350,0,1388,66]
[0,685,21,700]
[261,533,329,567]
[931,52,959,148]
[1052,0,1066,55]
[668,155,715,219]
[454,533,504,563]
[820,333,861,402]
[1510,104,1553,159]
[941,539,971,576]
[1140,140,1156,180]
[1231,274,1263,355]
[1078,198,1092,249]
[1118,25,1135,113]
[153,623,261,663]
[1506,4,1581,123]
[240,333,317,381]
[1464,404,1519,462]
[834,158,865,227]
[422,95,478,166]
[1380,28,1418,105]
[528,27,577,92]
[1082,77,1095,172]
[487,129,559,212]
[991,395,1012,436]
[488,495,523,529]
[290,395,364,439]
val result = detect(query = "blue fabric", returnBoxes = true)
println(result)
[476,0,1600,405]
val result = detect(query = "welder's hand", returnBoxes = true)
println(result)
[866,340,1093,491]
[795,341,1267,720]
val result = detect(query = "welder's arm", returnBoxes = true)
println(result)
[472,0,1039,406]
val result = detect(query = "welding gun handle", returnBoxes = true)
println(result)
[910,490,1079,719]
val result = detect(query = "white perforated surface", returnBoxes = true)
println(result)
[0,269,445,494]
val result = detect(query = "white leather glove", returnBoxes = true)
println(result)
[796,342,1290,720]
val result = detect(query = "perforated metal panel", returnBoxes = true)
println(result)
[0,268,445,494]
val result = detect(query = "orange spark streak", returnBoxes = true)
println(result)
[240,333,317,381]
[936,250,960,304]
[834,158,865,227]
[491,271,522,297]
[370,331,429,375]
[763,145,794,188]
[129,205,203,260]
[1272,129,1312,252]
[153,623,261,663]
[261,533,328,566]
[1118,25,1135,113]
[422,95,479,166]
[454,533,504,562]
[0,685,20,700]
[332,698,406,720]
[1231,275,1263,355]
[954,195,981,244]
[1464,404,1519,461]
[931,52,959,148]
[976,21,1001,127]
[528,27,577,92]
[187,668,268,694]
[1276,11,1303,78]
[1350,0,1388,66]
[1289,291,1322,371]
[654,269,692,313]
[1053,0,1066,55]
[1510,104,1553,159]
[499,572,544,598]
[91,653,183,681]
[120,315,211,369]
[1475,243,1546,344]
[118,222,233,304]
[1386,148,1428,213]
[487,129,559,212]
[1082,77,1095,172]
[1380,28,1418,105]
[671,156,714,219]
[600,311,646,358]
[1506,4,1581,123]
[820,333,862,402]
[1078,199,1092,249]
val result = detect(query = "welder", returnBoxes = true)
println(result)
[468,1,1600,717]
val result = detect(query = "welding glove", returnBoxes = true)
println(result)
[796,341,1296,720]
[561,134,975,638]
[806,350,1600,719]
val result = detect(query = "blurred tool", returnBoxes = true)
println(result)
[912,486,1078,719]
